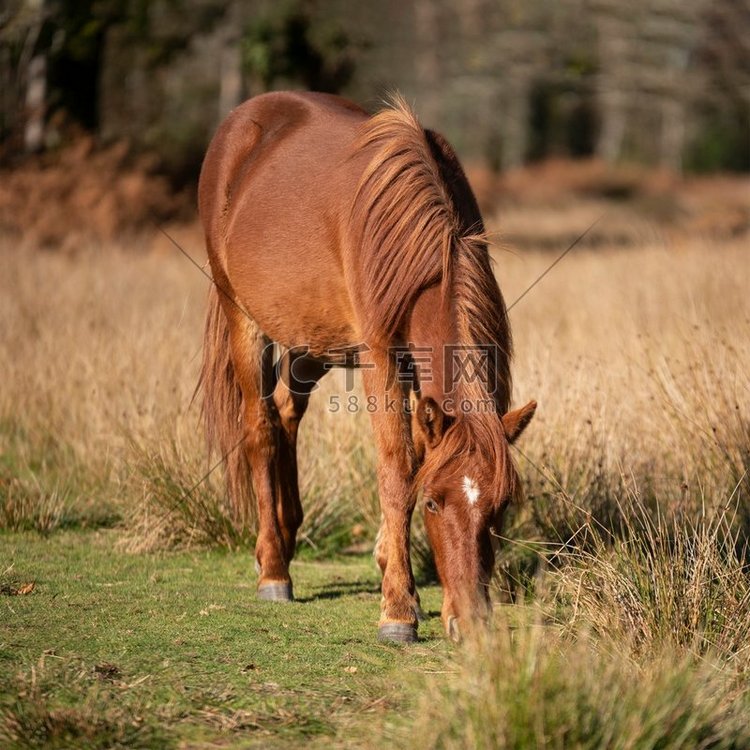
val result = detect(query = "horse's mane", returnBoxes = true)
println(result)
[352,95,517,503]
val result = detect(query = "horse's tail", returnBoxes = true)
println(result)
[196,284,253,526]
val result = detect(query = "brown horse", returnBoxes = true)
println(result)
[197,91,535,643]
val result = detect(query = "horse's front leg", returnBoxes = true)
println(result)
[362,350,419,642]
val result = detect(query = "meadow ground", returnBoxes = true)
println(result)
[0,532,448,749]
[1,201,749,747]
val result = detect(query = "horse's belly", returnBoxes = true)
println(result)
[250,288,358,358]
[227,240,358,357]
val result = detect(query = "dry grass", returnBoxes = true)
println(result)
[549,502,750,662]
[492,234,749,585]
[0,655,168,749]
[393,502,750,750]
[0,238,207,543]
[401,617,750,750]
[0,228,747,558]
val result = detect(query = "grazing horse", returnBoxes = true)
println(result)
[197,91,535,643]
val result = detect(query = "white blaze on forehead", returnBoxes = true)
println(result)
[462,475,480,505]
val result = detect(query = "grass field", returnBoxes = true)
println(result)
[1,215,749,747]
[1,532,448,748]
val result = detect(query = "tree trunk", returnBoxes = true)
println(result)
[218,1,242,119]
[502,80,530,170]
[659,96,685,173]
[414,0,440,124]
[24,52,46,152]
[596,86,626,163]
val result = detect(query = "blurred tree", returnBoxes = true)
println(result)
[592,0,631,164]
[688,0,750,171]
[1,0,748,174]
[414,0,440,124]
[1,0,48,153]
[97,0,227,180]
[240,0,360,95]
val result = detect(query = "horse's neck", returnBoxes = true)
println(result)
[406,284,459,411]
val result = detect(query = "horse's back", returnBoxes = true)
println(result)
[199,92,370,352]
[199,91,367,250]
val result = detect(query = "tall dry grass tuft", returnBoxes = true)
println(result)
[549,500,750,663]
[1,425,77,534]
[401,619,750,750]
[120,432,249,552]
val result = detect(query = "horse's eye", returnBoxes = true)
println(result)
[425,498,439,514]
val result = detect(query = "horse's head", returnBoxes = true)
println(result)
[413,397,536,641]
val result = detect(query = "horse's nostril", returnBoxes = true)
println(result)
[447,616,461,643]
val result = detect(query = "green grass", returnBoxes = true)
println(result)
[5,519,750,750]
[0,531,447,749]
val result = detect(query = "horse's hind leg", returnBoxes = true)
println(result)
[221,305,293,600]
[272,351,326,564]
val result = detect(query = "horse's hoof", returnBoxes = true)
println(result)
[257,581,294,602]
[378,622,418,643]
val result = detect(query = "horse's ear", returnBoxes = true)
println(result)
[502,400,537,444]
[415,397,446,449]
